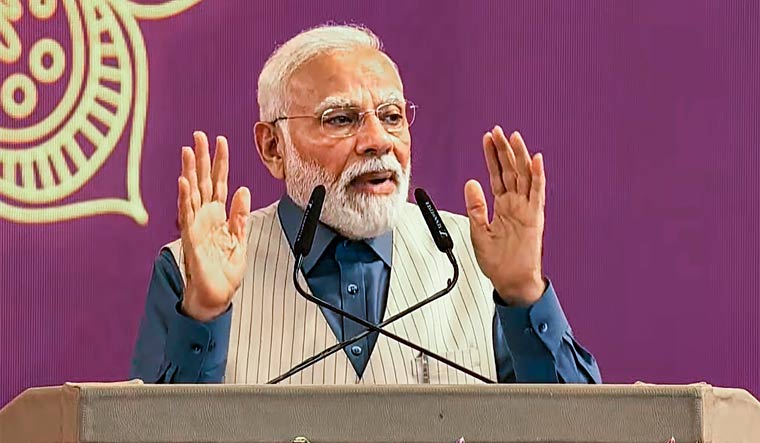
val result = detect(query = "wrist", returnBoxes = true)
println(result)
[495,275,545,307]
[181,286,230,322]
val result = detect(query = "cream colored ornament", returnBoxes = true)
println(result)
[0,0,202,224]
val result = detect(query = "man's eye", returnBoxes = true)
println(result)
[381,112,404,125]
[324,113,356,127]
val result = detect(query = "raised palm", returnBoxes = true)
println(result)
[464,126,546,306]
[178,132,251,321]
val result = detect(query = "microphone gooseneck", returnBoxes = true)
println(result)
[268,187,495,384]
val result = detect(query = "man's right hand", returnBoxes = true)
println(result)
[178,131,251,322]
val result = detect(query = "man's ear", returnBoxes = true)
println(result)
[254,121,285,180]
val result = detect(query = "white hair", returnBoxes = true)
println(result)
[257,24,397,122]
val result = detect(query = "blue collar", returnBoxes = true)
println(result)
[277,195,393,274]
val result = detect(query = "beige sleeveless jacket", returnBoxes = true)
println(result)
[165,201,497,384]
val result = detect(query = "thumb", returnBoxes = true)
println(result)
[228,186,251,242]
[464,180,490,234]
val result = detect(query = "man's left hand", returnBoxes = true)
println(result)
[464,126,546,307]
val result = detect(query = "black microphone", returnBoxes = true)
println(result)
[414,188,454,252]
[268,188,495,384]
[293,185,325,257]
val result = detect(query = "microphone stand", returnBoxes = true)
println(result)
[267,250,495,384]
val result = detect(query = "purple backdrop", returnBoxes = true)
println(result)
[2,0,759,407]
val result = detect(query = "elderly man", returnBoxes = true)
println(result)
[131,25,601,384]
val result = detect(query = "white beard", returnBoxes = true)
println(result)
[282,133,410,240]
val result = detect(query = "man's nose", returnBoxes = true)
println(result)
[354,113,393,156]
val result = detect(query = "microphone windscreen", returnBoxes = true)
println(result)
[294,185,326,257]
[414,188,454,252]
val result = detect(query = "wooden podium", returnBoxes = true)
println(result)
[1,381,759,443]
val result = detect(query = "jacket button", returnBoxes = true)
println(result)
[538,322,549,333]
[347,283,359,295]
[351,345,363,356]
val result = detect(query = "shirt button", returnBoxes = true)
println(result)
[347,283,359,295]
[191,344,202,354]
[351,345,363,356]
[538,322,549,333]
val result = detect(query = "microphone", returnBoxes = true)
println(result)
[414,188,453,252]
[268,187,495,384]
[293,185,325,257]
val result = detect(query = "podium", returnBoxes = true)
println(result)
[2,381,759,443]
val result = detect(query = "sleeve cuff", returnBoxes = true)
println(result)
[494,279,570,355]
[164,302,232,382]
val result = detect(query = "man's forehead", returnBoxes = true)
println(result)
[286,49,404,111]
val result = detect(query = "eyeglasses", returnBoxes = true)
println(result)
[270,100,418,138]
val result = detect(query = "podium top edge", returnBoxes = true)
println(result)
[6,381,757,406]
[49,381,733,396]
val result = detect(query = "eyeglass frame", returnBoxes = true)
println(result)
[268,100,418,139]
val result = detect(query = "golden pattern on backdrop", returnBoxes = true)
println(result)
[0,0,201,224]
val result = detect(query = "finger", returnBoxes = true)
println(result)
[177,176,194,235]
[483,132,506,195]
[510,130,533,196]
[529,153,546,210]
[194,131,213,204]
[464,179,490,234]
[211,136,229,204]
[182,146,201,212]
[228,186,251,243]
[491,125,518,193]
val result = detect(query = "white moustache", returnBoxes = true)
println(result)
[339,155,406,189]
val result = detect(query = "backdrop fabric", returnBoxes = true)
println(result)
[1,0,759,407]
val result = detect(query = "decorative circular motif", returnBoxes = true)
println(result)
[1,73,38,119]
[29,0,57,20]
[0,0,84,143]
[1,0,23,22]
[0,0,202,225]
[29,38,66,84]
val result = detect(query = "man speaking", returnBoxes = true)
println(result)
[130,25,601,385]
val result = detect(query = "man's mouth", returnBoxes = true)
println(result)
[349,170,397,195]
